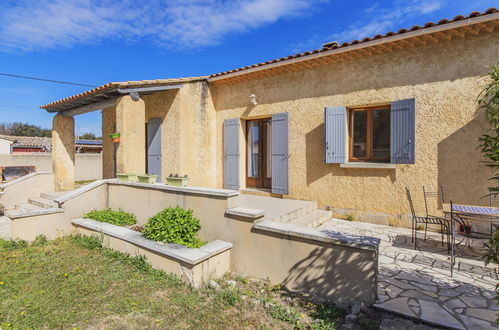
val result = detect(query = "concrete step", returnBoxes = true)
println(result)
[278,202,317,223]
[29,197,58,209]
[287,210,332,228]
[40,191,68,201]
[5,206,64,219]
[15,202,45,212]
[226,207,266,219]
[0,216,11,240]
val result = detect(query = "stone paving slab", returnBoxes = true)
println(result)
[320,218,498,330]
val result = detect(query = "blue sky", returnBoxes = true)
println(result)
[0,0,496,136]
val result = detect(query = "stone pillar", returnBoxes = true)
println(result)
[116,95,146,174]
[52,114,75,191]
[101,107,116,179]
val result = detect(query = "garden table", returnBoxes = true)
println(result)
[443,203,499,237]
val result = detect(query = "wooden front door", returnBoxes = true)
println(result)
[246,119,272,189]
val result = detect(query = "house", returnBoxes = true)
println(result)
[0,135,102,154]
[0,135,15,154]
[40,8,499,228]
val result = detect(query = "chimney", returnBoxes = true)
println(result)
[322,41,339,48]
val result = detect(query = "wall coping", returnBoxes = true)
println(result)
[71,218,233,265]
[0,172,53,190]
[55,179,112,204]
[109,180,240,198]
[253,220,380,252]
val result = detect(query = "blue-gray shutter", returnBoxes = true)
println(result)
[147,117,162,182]
[224,118,240,190]
[391,98,416,164]
[272,112,289,195]
[324,106,346,164]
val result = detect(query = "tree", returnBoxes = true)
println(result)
[79,133,100,140]
[478,64,499,197]
[6,122,51,137]
[480,65,499,324]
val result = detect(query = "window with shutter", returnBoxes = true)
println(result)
[224,118,240,189]
[390,98,416,164]
[271,112,288,195]
[324,107,347,164]
[348,105,391,163]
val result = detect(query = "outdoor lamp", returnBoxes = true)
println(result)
[249,93,257,105]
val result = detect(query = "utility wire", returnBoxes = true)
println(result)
[0,72,97,88]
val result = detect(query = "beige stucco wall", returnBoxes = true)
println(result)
[0,172,54,209]
[107,183,377,303]
[0,154,102,181]
[102,107,116,179]
[52,114,75,191]
[142,81,217,186]
[211,31,499,224]
[0,139,12,154]
[74,225,231,288]
[116,95,146,175]
[103,81,217,186]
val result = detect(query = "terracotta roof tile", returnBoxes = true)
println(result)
[41,76,207,110]
[208,8,498,79]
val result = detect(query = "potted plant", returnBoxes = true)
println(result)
[166,174,189,186]
[116,173,138,182]
[137,174,158,184]
[109,132,120,143]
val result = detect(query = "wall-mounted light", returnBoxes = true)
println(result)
[249,93,257,106]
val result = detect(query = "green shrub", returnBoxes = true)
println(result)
[32,234,48,246]
[84,208,136,226]
[72,235,102,249]
[143,206,205,248]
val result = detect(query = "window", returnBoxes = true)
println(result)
[349,105,390,162]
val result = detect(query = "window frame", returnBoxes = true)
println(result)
[348,105,391,163]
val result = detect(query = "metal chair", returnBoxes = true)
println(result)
[406,187,450,250]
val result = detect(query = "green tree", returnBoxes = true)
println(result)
[480,65,499,324]
[9,122,51,137]
[79,133,99,140]
[478,64,499,197]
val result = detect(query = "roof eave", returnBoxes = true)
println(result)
[208,12,499,82]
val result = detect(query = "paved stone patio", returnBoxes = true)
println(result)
[319,218,498,330]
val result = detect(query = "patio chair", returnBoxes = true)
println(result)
[406,187,450,250]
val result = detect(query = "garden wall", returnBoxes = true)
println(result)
[107,181,379,304]
[0,153,102,181]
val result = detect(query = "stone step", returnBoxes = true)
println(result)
[5,204,64,219]
[16,202,45,212]
[225,207,266,219]
[40,191,68,201]
[277,203,317,223]
[28,197,59,209]
[288,210,332,228]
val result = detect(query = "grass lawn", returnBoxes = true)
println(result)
[0,236,359,329]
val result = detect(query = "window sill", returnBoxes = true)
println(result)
[340,162,396,169]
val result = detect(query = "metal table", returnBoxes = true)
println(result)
[443,203,499,237]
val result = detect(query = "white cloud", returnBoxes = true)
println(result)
[291,0,443,52]
[327,0,443,44]
[0,0,323,51]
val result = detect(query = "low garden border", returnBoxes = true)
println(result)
[71,218,232,287]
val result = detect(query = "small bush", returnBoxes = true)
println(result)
[143,206,205,248]
[84,208,136,226]
[0,239,28,250]
[32,235,48,246]
[216,289,241,306]
[71,235,102,249]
